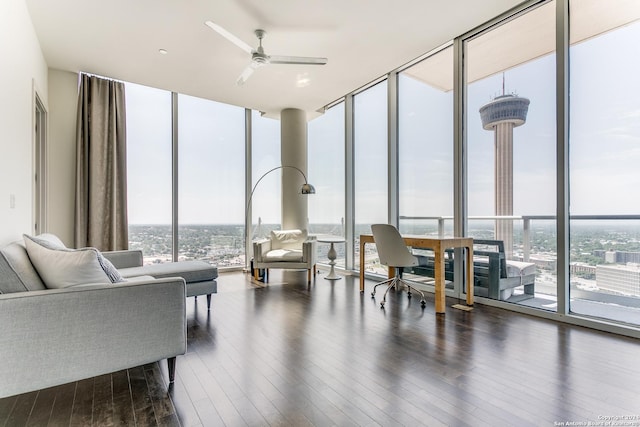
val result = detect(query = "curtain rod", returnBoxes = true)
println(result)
[79,71,125,83]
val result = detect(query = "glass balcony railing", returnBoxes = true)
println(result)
[398,214,640,326]
[129,215,640,326]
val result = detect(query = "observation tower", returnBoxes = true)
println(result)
[479,93,530,258]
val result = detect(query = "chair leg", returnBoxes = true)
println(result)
[374,276,427,309]
[399,278,427,308]
[307,269,311,283]
[524,282,534,296]
[371,277,394,297]
[206,294,211,310]
[254,268,268,282]
[380,277,398,308]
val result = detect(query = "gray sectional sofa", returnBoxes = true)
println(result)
[0,234,218,398]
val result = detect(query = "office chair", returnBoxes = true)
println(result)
[371,224,427,308]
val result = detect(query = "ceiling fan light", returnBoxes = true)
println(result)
[252,54,269,66]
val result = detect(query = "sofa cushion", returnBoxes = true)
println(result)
[71,275,157,288]
[23,235,123,289]
[264,249,304,262]
[0,242,46,292]
[270,229,307,250]
[118,260,218,283]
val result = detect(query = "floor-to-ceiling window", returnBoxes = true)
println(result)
[125,82,173,264]
[250,111,281,240]
[126,86,247,267]
[398,47,454,237]
[354,81,388,273]
[309,102,346,268]
[178,94,245,266]
[122,0,640,334]
[465,0,557,303]
[569,1,640,325]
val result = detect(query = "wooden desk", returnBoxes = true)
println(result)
[359,234,474,314]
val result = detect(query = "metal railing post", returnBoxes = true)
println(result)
[523,217,531,262]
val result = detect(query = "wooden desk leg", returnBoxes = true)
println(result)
[466,245,474,306]
[359,241,365,292]
[434,249,445,314]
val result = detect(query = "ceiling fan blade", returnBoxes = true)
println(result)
[236,64,256,86]
[204,21,253,54]
[269,55,328,65]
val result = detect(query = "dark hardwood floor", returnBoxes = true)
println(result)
[2,270,639,426]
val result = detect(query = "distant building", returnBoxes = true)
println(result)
[596,264,640,296]
[592,249,640,264]
[571,263,596,275]
[614,251,640,264]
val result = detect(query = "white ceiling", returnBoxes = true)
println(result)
[405,0,640,92]
[25,0,524,119]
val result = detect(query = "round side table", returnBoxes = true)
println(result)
[317,236,345,280]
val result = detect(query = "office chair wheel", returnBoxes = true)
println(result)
[380,301,385,308]
[407,291,412,299]
[371,291,375,298]
[420,300,426,308]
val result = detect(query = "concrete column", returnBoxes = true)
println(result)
[280,108,308,230]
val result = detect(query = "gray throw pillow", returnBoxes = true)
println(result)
[96,251,124,283]
[30,233,67,249]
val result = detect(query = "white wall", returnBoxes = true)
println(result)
[47,70,78,246]
[0,0,48,245]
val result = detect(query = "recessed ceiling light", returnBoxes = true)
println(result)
[296,73,311,88]
[158,49,168,55]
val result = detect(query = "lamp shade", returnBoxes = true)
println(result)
[301,183,315,194]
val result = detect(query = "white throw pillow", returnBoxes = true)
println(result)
[23,235,123,289]
[270,229,307,250]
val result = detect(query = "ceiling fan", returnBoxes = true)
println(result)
[205,21,328,85]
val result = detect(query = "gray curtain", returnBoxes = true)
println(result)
[74,74,128,251]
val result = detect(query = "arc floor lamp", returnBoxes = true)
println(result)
[244,165,315,270]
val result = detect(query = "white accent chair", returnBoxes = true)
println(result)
[253,229,317,283]
[371,224,427,309]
